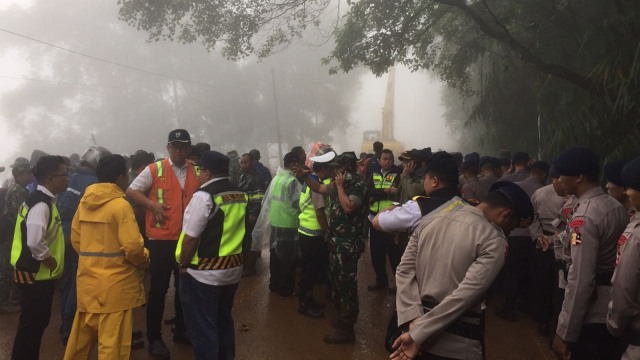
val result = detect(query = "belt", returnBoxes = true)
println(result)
[422,300,483,341]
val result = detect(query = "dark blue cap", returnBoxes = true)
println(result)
[461,157,479,171]
[489,180,534,220]
[548,165,560,179]
[197,151,229,174]
[530,161,550,172]
[512,152,530,164]
[621,156,640,191]
[480,156,500,169]
[603,160,629,187]
[464,152,480,162]
[553,147,599,177]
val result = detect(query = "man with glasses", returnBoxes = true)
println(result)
[10,155,68,359]
[128,129,201,359]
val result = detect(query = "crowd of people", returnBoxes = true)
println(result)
[0,129,640,360]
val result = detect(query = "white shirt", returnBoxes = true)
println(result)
[182,177,242,286]
[377,200,422,233]
[129,158,189,191]
[26,185,56,261]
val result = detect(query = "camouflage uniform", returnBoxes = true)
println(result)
[1,183,29,303]
[327,174,368,324]
[238,169,265,253]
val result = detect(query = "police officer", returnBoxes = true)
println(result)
[176,151,248,360]
[501,152,531,182]
[391,181,534,360]
[604,159,634,214]
[607,156,640,360]
[10,155,68,359]
[371,151,460,234]
[460,157,483,203]
[397,148,431,203]
[297,150,335,318]
[367,149,401,292]
[238,152,265,277]
[551,147,629,360]
[293,151,368,343]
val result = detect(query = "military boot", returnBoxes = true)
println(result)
[324,321,355,344]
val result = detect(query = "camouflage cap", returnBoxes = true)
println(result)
[11,157,31,173]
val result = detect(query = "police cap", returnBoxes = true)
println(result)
[512,152,530,164]
[197,151,229,174]
[553,147,599,177]
[334,151,358,169]
[489,180,534,221]
[603,160,629,187]
[621,156,640,191]
[548,165,560,179]
[424,151,458,176]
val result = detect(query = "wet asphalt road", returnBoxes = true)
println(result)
[0,246,555,360]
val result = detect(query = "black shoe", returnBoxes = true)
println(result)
[148,340,170,359]
[367,283,387,291]
[131,338,145,350]
[323,328,355,344]
[298,303,324,318]
[307,298,326,309]
[173,332,192,345]
[163,316,175,325]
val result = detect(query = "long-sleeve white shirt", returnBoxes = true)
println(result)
[26,185,56,261]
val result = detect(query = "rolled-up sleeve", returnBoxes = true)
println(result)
[25,202,51,261]
[378,201,421,232]
[182,192,214,238]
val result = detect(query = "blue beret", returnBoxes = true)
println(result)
[489,180,534,220]
[197,151,229,174]
[553,147,599,177]
[603,160,629,187]
[548,165,560,179]
[512,152,530,163]
[622,156,640,191]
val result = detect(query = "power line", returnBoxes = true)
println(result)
[0,74,124,90]
[0,27,228,89]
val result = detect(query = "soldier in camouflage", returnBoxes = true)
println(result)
[0,157,33,311]
[227,150,241,186]
[294,151,368,343]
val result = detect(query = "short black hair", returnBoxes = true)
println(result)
[483,190,516,213]
[249,149,261,160]
[381,149,394,157]
[242,153,253,161]
[312,162,332,173]
[283,152,297,167]
[373,141,384,153]
[427,170,459,188]
[97,154,127,183]
[33,155,66,182]
[131,150,153,170]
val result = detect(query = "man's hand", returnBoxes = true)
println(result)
[390,332,420,360]
[403,162,416,175]
[41,256,57,271]
[551,334,570,360]
[537,235,551,252]
[335,171,346,188]
[291,163,310,178]
[149,202,170,224]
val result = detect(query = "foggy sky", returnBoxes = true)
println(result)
[0,0,453,182]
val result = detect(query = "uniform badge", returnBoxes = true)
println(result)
[616,234,628,266]
[571,231,582,246]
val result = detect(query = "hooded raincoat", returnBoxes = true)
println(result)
[71,183,148,313]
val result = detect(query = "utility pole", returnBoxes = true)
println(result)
[271,68,283,165]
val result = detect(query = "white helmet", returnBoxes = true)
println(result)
[80,146,112,169]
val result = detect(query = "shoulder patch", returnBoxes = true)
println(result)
[569,219,585,229]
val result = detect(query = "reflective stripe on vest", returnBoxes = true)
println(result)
[175,191,248,269]
[11,200,65,282]
[370,172,397,213]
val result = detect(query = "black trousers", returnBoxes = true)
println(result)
[369,225,401,286]
[571,323,627,360]
[146,240,185,342]
[12,279,56,360]
[298,233,326,299]
[269,226,298,295]
[502,236,535,309]
[533,248,555,324]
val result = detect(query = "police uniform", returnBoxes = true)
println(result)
[553,147,629,359]
[607,156,640,360]
[367,164,401,290]
[176,151,247,360]
[396,181,533,359]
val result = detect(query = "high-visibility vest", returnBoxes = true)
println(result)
[268,173,299,228]
[369,172,398,213]
[11,190,65,283]
[298,177,330,236]
[146,159,200,240]
[175,181,247,270]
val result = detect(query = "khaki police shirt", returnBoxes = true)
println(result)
[396,205,506,359]
[556,186,629,342]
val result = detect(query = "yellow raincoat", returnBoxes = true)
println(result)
[64,182,149,360]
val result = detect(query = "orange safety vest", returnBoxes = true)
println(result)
[146,158,200,240]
